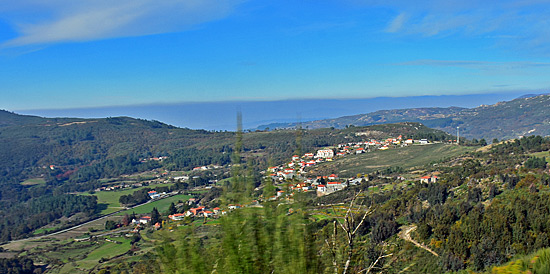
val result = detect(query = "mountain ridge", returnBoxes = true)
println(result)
[256,94,550,141]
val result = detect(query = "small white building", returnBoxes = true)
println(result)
[315,149,334,159]
[139,216,151,224]
[326,182,345,193]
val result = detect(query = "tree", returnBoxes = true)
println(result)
[122,213,130,226]
[151,207,161,225]
[167,202,177,215]
[324,191,391,274]
[105,220,117,230]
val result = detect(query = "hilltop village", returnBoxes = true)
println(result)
[266,135,443,198]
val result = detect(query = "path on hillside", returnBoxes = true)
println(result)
[398,225,438,257]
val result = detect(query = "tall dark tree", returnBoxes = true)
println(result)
[167,202,177,215]
[151,207,161,225]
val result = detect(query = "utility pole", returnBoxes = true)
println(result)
[457,127,460,145]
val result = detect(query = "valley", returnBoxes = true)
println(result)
[1,98,550,273]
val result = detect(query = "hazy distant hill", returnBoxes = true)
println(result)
[19,92,530,130]
[257,94,550,141]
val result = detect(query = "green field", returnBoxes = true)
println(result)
[32,226,58,235]
[117,194,192,215]
[45,237,133,274]
[90,183,175,215]
[78,237,132,269]
[529,151,550,162]
[309,143,474,177]
[20,178,46,186]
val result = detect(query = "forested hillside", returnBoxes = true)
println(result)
[152,135,550,273]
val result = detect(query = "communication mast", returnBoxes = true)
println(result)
[457,127,460,145]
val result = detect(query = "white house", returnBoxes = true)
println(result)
[315,149,334,159]
[317,184,326,193]
[139,216,151,224]
[326,182,345,193]
[169,213,186,221]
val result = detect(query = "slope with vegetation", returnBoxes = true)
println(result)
[3,108,550,273]
[0,109,454,242]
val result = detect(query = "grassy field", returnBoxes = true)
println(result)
[529,151,550,162]
[309,143,474,177]
[78,237,132,269]
[32,226,58,235]
[89,183,175,215]
[116,194,192,215]
[20,178,46,186]
[44,237,134,274]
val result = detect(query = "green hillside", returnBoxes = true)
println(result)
[0,110,456,242]
[308,143,474,178]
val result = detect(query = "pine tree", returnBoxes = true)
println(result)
[151,207,160,225]
[167,202,177,215]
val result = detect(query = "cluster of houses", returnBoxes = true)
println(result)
[420,175,439,183]
[276,174,371,198]
[168,206,227,221]
[192,164,223,171]
[139,156,168,163]
[267,135,414,182]
[264,134,446,199]
[129,216,162,231]
[166,198,229,220]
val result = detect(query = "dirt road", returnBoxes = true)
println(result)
[398,225,438,257]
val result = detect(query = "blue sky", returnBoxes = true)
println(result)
[2,0,550,111]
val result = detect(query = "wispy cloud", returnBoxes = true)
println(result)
[351,0,550,53]
[395,59,550,70]
[385,13,407,33]
[0,0,245,48]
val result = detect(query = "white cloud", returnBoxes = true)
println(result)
[0,0,245,48]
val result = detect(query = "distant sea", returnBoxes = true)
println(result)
[16,92,540,131]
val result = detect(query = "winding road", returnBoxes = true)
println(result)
[398,225,438,257]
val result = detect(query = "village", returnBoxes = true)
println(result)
[265,134,442,199]
[64,133,449,241]
[128,134,446,231]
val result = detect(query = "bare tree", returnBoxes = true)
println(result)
[326,191,392,274]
